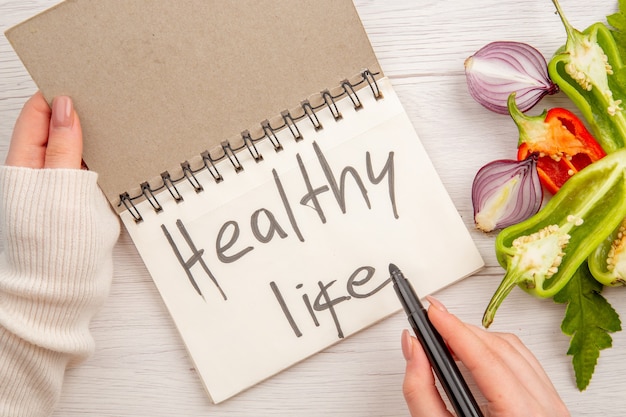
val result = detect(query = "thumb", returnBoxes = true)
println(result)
[45,96,83,169]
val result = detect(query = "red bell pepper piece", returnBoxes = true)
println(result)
[508,94,606,194]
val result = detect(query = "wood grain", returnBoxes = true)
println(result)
[1,1,624,415]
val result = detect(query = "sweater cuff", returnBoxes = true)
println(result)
[0,166,120,356]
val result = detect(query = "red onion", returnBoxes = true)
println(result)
[465,41,559,114]
[472,155,543,232]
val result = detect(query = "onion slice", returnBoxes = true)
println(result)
[465,41,559,114]
[472,155,543,232]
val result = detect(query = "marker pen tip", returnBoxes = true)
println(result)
[389,263,399,274]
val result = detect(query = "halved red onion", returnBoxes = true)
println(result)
[465,41,559,114]
[472,155,543,232]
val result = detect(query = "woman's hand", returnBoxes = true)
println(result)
[401,296,570,417]
[5,92,82,169]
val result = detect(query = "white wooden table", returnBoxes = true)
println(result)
[1,1,624,416]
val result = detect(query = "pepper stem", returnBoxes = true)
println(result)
[551,0,577,43]
[482,268,525,328]
[507,92,548,147]
[507,92,526,122]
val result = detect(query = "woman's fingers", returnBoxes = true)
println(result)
[423,297,570,417]
[425,298,528,404]
[401,329,453,417]
[464,325,563,406]
[5,93,82,169]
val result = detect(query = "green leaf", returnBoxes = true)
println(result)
[553,261,621,391]
[607,0,626,59]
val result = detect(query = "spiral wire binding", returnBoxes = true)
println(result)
[120,69,382,222]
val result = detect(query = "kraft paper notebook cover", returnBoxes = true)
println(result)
[7,0,484,403]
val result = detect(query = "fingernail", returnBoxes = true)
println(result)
[401,329,413,361]
[52,96,74,129]
[426,296,447,312]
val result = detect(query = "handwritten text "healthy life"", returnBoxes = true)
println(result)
[160,140,398,337]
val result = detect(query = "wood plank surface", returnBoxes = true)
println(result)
[1,1,623,415]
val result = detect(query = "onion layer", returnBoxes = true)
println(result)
[472,155,543,232]
[465,41,559,114]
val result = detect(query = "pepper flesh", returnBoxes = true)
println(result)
[508,93,606,194]
[548,0,626,153]
[588,218,626,287]
[483,148,626,327]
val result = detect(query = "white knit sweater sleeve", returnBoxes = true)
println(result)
[0,166,120,417]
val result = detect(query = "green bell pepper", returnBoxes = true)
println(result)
[483,148,626,327]
[588,218,626,287]
[548,0,626,154]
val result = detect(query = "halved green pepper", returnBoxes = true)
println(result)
[483,148,626,327]
[588,217,626,287]
[548,0,626,154]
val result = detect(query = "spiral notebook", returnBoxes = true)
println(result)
[7,0,483,403]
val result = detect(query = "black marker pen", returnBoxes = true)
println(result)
[389,263,484,417]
